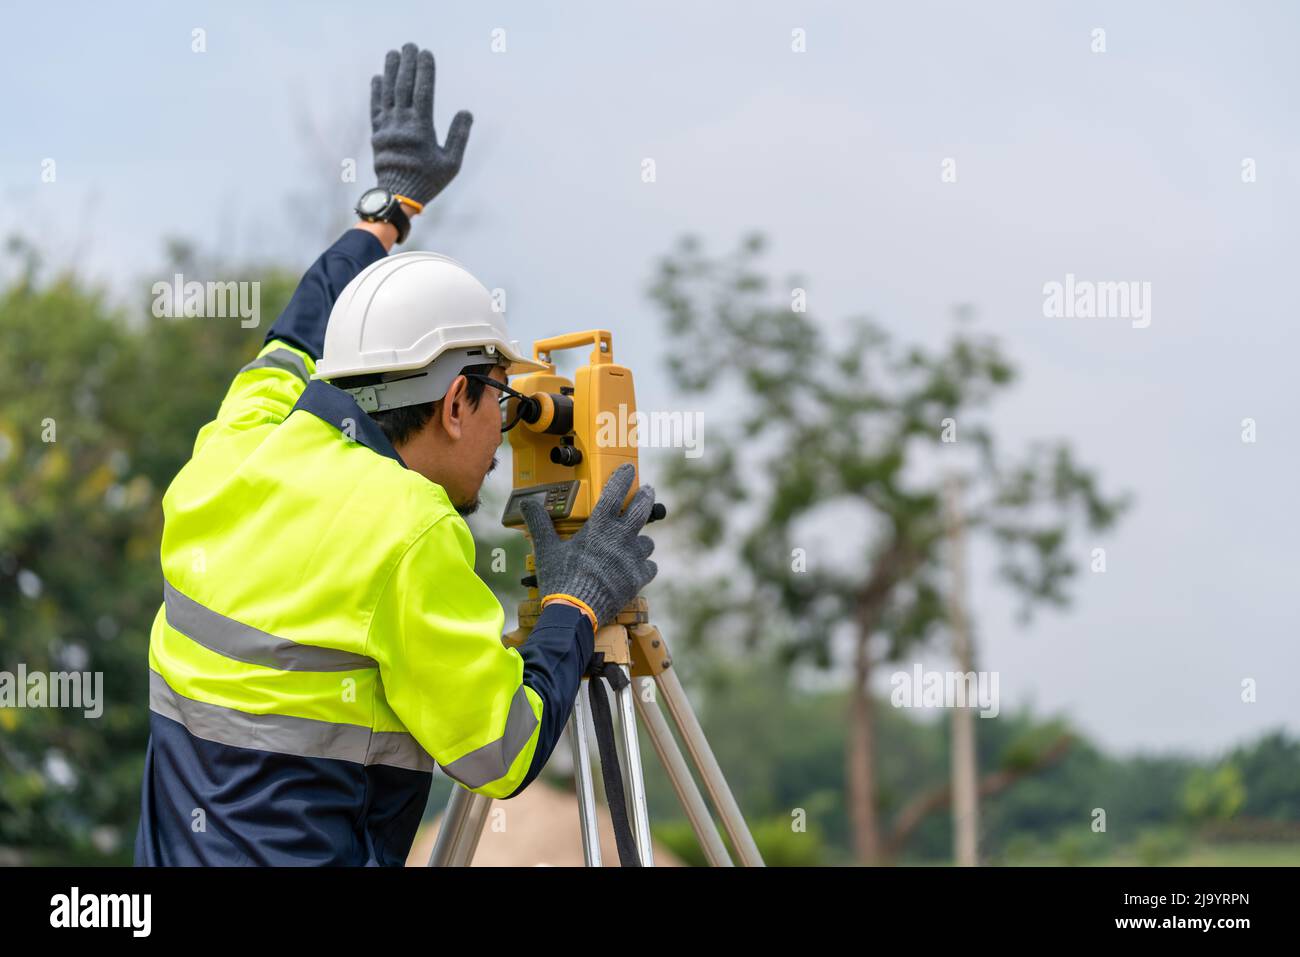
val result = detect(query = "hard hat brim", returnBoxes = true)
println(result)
[502,354,551,377]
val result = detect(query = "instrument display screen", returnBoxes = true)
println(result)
[501,481,580,528]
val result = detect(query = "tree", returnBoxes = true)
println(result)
[648,233,1129,863]
[1182,764,1246,825]
[0,238,295,861]
[1229,730,1300,821]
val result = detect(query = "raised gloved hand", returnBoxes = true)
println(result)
[370,43,473,209]
[521,463,659,629]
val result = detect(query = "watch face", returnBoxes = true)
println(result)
[358,189,390,216]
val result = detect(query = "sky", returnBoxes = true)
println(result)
[2,1,1298,757]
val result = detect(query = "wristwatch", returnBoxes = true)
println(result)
[355,187,412,244]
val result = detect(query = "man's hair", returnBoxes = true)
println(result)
[366,362,498,447]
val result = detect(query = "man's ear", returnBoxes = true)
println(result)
[439,375,467,440]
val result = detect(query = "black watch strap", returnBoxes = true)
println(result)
[387,201,411,244]
[357,188,412,244]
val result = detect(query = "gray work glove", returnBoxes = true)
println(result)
[370,43,473,208]
[521,463,659,628]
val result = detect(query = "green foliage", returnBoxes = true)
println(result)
[1131,827,1190,866]
[1052,829,1108,867]
[653,814,825,867]
[650,820,706,865]
[0,239,296,860]
[648,232,1130,672]
[1181,764,1246,823]
[635,657,1300,865]
[1226,731,1300,820]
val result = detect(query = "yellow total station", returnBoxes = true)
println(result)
[501,330,651,537]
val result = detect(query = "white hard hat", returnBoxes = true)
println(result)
[313,251,549,412]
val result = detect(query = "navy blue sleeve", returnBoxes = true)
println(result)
[509,603,595,797]
[264,229,388,360]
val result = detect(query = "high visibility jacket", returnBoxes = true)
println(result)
[134,230,592,866]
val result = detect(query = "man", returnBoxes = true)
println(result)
[134,44,657,866]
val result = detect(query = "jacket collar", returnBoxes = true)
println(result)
[291,380,406,467]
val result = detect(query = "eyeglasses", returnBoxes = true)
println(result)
[462,372,538,433]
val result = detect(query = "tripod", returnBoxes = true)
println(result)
[428,590,764,867]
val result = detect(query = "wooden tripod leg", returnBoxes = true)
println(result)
[629,622,765,867]
[631,674,733,866]
[656,666,764,866]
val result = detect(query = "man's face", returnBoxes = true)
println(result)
[393,365,508,516]
[451,365,507,516]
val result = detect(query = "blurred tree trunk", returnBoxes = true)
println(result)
[847,538,916,864]
[848,624,881,864]
[949,643,979,865]
[945,475,979,866]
